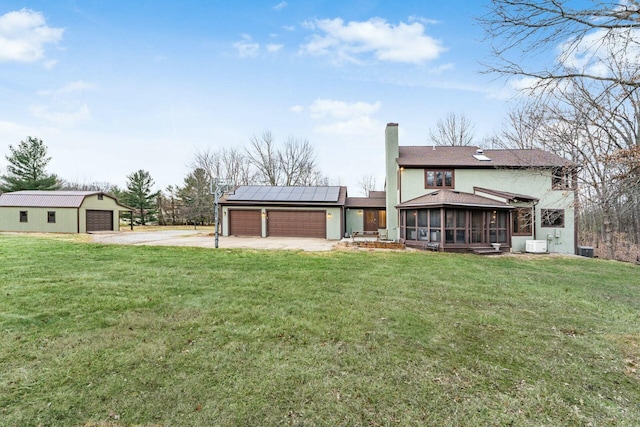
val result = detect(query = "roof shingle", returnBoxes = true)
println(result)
[398,146,571,168]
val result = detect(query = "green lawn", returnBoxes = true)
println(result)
[1,235,638,426]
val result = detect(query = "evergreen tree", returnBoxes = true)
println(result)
[123,169,158,225]
[0,137,60,192]
[179,168,214,226]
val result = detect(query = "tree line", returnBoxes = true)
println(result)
[0,133,326,227]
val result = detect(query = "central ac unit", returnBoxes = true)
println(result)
[526,240,547,253]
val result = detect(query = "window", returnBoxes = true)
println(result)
[488,210,508,243]
[513,207,532,235]
[48,211,56,223]
[541,209,564,227]
[552,167,574,190]
[401,208,441,242]
[19,211,28,223]
[445,209,467,244]
[425,169,454,188]
[98,194,104,200]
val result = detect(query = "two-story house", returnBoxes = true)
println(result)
[383,123,577,254]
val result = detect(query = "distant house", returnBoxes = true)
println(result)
[0,191,132,233]
[220,185,346,239]
[382,123,577,254]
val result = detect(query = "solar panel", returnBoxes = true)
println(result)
[226,186,341,202]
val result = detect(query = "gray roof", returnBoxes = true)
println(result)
[398,146,572,168]
[473,187,538,203]
[223,186,347,205]
[0,190,128,209]
[397,189,513,209]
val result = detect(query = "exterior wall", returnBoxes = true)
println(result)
[345,208,364,235]
[79,194,124,232]
[221,205,343,239]
[399,166,576,254]
[0,207,79,233]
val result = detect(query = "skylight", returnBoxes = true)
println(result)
[473,149,491,161]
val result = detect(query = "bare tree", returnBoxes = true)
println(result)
[498,104,548,149]
[246,131,280,185]
[280,137,318,186]
[246,132,325,186]
[358,174,378,196]
[429,112,475,146]
[480,0,640,91]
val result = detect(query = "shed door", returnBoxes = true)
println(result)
[86,210,113,232]
[229,210,262,236]
[267,210,326,238]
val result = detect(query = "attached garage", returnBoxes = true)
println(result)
[229,210,261,236]
[86,210,114,232]
[220,186,346,240]
[267,210,326,238]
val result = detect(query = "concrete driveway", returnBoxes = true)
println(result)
[90,230,338,251]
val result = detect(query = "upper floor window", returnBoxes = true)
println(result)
[425,169,454,188]
[98,194,104,200]
[552,167,574,190]
[19,211,28,223]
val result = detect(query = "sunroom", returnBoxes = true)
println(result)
[397,189,514,252]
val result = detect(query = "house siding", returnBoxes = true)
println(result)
[345,208,364,236]
[397,166,575,254]
[0,207,79,233]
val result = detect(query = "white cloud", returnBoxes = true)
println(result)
[309,99,381,119]
[557,28,640,77]
[300,17,446,64]
[296,98,384,137]
[233,34,260,58]
[282,25,296,32]
[273,1,287,11]
[37,80,94,97]
[30,103,91,126]
[315,115,381,136]
[266,43,283,53]
[0,8,64,63]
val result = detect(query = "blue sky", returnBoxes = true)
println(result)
[0,1,517,194]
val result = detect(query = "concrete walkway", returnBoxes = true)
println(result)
[90,230,337,251]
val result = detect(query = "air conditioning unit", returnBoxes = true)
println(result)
[526,240,547,253]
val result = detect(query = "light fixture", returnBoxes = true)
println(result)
[327,212,333,218]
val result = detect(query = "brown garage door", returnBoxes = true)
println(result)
[229,210,262,236]
[267,210,326,238]
[86,210,113,232]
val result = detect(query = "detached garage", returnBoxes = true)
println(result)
[0,190,132,233]
[221,186,346,240]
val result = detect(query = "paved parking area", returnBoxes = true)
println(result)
[90,230,338,251]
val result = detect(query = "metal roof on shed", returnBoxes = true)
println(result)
[0,190,128,208]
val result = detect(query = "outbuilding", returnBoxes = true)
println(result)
[220,185,346,240]
[0,190,132,233]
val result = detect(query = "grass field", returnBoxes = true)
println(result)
[1,234,638,426]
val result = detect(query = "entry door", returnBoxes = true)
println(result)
[364,209,386,231]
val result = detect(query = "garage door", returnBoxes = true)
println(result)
[267,210,326,238]
[86,210,113,232]
[229,210,262,236]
